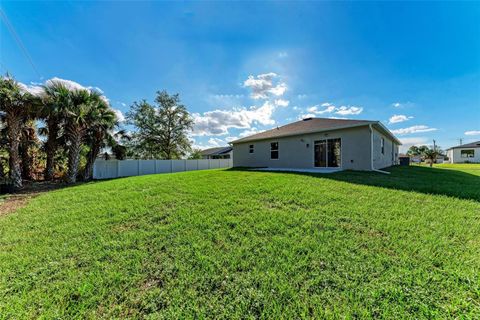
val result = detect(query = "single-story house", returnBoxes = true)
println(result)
[230,117,401,171]
[200,146,233,159]
[446,141,480,163]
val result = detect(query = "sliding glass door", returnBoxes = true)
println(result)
[314,140,327,167]
[314,138,341,167]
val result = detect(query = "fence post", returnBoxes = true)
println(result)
[137,160,140,176]
[197,159,199,170]
[116,160,119,178]
[170,160,173,173]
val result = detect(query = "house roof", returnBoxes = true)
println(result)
[230,117,401,145]
[447,141,480,150]
[200,146,233,156]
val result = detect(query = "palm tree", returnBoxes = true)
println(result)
[83,95,117,181]
[62,88,98,184]
[20,119,40,180]
[0,76,37,189]
[42,80,70,180]
[422,147,439,167]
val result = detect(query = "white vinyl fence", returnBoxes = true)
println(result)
[93,159,233,180]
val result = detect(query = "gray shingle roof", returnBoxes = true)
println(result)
[200,146,232,156]
[448,141,480,149]
[230,118,379,144]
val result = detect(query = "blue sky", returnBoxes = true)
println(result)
[1,1,479,152]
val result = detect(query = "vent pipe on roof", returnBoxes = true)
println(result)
[302,117,313,121]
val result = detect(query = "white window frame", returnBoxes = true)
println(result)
[460,149,474,158]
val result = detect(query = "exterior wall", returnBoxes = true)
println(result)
[232,126,373,170]
[449,148,480,163]
[447,149,453,163]
[372,128,399,169]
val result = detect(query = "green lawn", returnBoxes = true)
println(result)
[0,165,479,318]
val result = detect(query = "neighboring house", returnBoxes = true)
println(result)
[435,155,445,164]
[446,141,480,163]
[200,146,233,159]
[230,117,400,171]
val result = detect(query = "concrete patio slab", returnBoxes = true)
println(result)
[250,167,343,174]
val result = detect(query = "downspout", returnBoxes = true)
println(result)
[369,124,390,175]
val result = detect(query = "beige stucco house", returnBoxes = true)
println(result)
[230,117,401,172]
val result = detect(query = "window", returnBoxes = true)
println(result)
[270,142,279,159]
[461,150,475,158]
[249,144,254,154]
[381,138,385,155]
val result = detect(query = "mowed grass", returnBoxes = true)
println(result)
[0,165,479,318]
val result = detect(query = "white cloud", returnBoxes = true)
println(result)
[243,73,287,99]
[45,77,87,92]
[278,51,288,58]
[225,136,238,142]
[465,130,480,136]
[308,104,335,114]
[389,114,413,124]
[392,101,414,109]
[207,137,225,147]
[274,99,289,107]
[239,127,265,138]
[399,137,429,153]
[391,125,437,135]
[44,78,110,105]
[18,82,44,97]
[298,113,316,120]
[306,103,363,116]
[297,94,307,99]
[192,101,276,136]
[335,106,363,115]
[88,86,104,94]
[112,109,125,123]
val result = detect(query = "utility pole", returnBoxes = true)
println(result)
[433,139,436,151]
[458,138,463,146]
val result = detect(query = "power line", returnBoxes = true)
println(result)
[0,8,42,79]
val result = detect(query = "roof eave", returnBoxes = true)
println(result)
[372,122,402,145]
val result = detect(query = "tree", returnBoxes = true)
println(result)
[407,145,429,157]
[0,120,7,181]
[127,91,193,159]
[42,80,70,180]
[0,76,38,189]
[422,147,439,167]
[188,148,203,160]
[83,97,117,181]
[19,120,41,180]
[63,89,99,183]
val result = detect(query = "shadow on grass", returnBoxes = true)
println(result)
[229,166,480,202]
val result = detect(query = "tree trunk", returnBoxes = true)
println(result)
[84,141,100,181]
[20,145,33,180]
[67,130,83,184]
[44,120,59,181]
[7,114,23,189]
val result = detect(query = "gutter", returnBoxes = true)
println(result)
[369,124,390,175]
